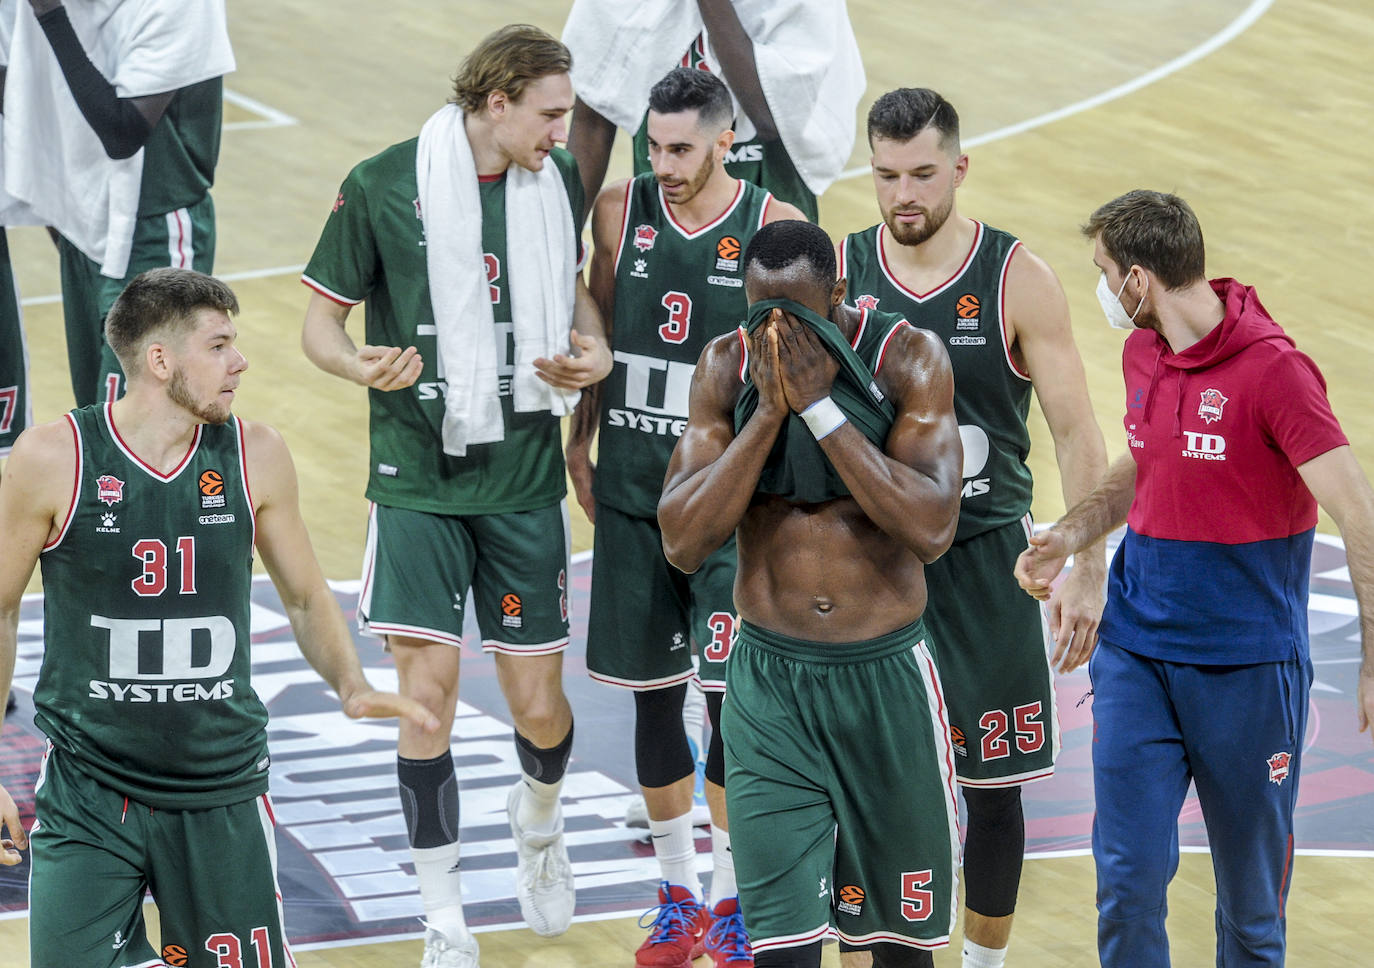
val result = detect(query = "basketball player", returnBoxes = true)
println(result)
[299,25,611,968]
[0,229,28,459]
[659,218,964,968]
[837,89,1107,968]
[562,0,864,223]
[1017,189,1374,967]
[568,66,803,967]
[11,0,234,406]
[0,267,437,968]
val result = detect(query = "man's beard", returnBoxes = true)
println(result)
[168,368,231,424]
[883,190,954,247]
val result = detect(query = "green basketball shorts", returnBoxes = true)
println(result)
[724,619,960,955]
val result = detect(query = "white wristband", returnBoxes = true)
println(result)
[799,395,847,440]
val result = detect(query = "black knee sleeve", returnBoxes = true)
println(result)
[753,941,822,967]
[961,784,1025,918]
[634,684,694,788]
[397,753,459,849]
[514,720,574,783]
[705,690,725,787]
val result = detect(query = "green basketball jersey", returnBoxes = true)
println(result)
[594,173,773,518]
[840,222,1034,541]
[34,405,270,809]
[303,140,585,515]
[137,77,222,217]
[631,34,817,222]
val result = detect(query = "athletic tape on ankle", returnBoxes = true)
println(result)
[799,396,846,440]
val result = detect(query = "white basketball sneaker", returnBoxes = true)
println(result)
[420,925,478,968]
[507,781,576,937]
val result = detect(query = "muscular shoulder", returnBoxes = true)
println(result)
[238,419,296,510]
[591,178,632,247]
[696,330,747,406]
[877,320,954,406]
[761,196,807,225]
[1003,244,1067,323]
[1,419,79,520]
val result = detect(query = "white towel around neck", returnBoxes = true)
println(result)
[2,0,233,277]
[416,104,580,457]
[561,0,864,197]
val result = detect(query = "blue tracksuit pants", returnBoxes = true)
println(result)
[1089,640,1311,967]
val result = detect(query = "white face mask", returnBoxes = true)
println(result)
[1096,270,1148,330]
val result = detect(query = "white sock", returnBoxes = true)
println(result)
[412,841,469,941]
[963,938,1007,968]
[708,824,736,907]
[516,773,563,838]
[649,811,702,900]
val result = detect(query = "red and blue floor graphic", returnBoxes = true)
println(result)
[2,534,1371,946]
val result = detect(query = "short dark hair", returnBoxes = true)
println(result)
[647,67,734,134]
[867,88,960,153]
[105,268,239,373]
[1082,190,1207,289]
[451,24,571,113]
[742,219,837,291]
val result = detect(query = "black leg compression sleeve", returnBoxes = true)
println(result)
[705,690,725,787]
[961,784,1025,918]
[753,942,823,967]
[514,721,574,784]
[397,753,459,849]
[634,684,694,788]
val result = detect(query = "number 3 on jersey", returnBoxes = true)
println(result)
[704,611,737,662]
[659,291,692,344]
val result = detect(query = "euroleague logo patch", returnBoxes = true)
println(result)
[501,593,523,629]
[837,884,865,915]
[955,293,980,331]
[199,469,227,509]
[162,944,188,966]
[715,236,741,272]
[949,724,968,757]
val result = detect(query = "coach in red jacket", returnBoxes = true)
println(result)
[1014,189,1374,968]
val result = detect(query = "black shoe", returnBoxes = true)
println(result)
[4,692,14,714]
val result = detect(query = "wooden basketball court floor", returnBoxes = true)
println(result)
[4,0,1374,963]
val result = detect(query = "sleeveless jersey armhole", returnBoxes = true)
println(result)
[43,414,84,553]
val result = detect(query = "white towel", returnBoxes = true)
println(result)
[0,0,38,226]
[2,0,233,277]
[416,104,579,457]
[562,0,865,196]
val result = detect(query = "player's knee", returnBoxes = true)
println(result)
[634,685,694,788]
[962,786,1025,917]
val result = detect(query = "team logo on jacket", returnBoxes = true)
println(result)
[855,293,880,311]
[96,474,125,507]
[955,293,980,330]
[632,224,658,252]
[332,192,345,214]
[1267,750,1291,785]
[1198,388,1228,424]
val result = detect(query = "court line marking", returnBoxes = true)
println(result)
[834,0,1274,182]
[14,0,1272,308]
[223,87,300,131]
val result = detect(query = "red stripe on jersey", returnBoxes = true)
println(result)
[45,415,82,551]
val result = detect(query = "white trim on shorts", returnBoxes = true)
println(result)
[588,668,699,691]
[749,921,834,954]
[255,795,298,968]
[913,637,962,943]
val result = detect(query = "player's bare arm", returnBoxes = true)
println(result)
[562,179,632,521]
[659,330,787,573]
[695,0,779,142]
[301,291,423,391]
[1295,445,1374,741]
[242,420,438,733]
[565,97,619,217]
[761,199,807,226]
[0,420,76,865]
[1015,452,1137,601]
[532,274,613,389]
[1006,245,1109,670]
[774,310,962,561]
